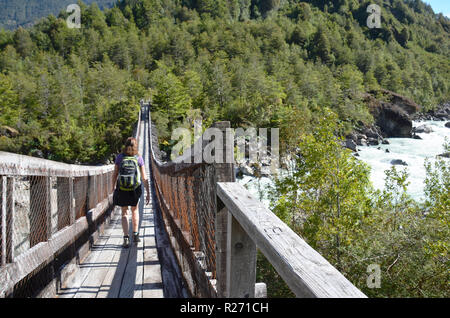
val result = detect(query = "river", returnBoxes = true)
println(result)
[238,120,449,206]
[357,120,449,202]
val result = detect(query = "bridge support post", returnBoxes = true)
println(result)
[1,176,6,266]
[30,176,51,246]
[213,121,236,298]
[6,177,14,264]
[226,210,257,298]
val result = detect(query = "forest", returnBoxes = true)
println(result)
[0,0,448,297]
[0,0,116,30]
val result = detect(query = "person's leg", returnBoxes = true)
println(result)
[131,205,139,233]
[121,206,129,236]
[131,205,140,242]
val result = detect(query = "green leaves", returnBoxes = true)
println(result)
[271,109,372,261]
[150,63,192,121]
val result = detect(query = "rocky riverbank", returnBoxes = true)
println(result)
[412,102,450,122]
[344,90,449,153]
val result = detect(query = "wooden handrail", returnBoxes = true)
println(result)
[0,151,114,177]
[217,182,367,298]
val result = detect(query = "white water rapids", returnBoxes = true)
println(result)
[238,120,449,206]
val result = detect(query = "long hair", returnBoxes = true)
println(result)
[122,137,139,156]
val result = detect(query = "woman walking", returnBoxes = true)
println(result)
[112,137,150,248]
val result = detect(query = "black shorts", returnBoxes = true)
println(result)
[113,185,142,207]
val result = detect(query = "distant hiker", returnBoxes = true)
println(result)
[113,137,150,248]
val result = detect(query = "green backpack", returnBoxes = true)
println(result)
[118,155,141,191]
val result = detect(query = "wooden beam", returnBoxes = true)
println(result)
[225,208,257,298]
[1,176,6,266]
[217,182,367,298]
[213,121,235,298]
[0,152,114,178]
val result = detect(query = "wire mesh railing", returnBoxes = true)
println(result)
[0,103,143,298]
[148,105,235,297]
[0,152,115,297]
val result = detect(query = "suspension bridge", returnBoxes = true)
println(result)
[0,103,366,298]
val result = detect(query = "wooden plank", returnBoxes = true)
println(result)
[132,201,144,298]
[142,204,164,298]
[215,206,228,297]
[226,209,257,298]
[73,220,119,298]
[59,209,119,298]
[214,121,235,298]
[0,151,114,177]
[1,176,6,266]
[217,182,367,298]
[96,209,129,298]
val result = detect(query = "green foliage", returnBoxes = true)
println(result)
[0,0,448,297]
[267,117,449,298]
[270,109,373,268]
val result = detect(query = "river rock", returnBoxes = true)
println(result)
[236,164,254,177]
[437,152,450,158]
[368,137,380,146]
[359,138,368,147]
[413,102,450,121]
[345,139,357,152]
[413,124,433,134]
[445,122,450,128]
[364,89,420,138]
[391,159,408,166]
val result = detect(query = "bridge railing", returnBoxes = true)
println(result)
[149,110,234,296]
[217,182,367,298]
[148,104,366,298]
[0,107,142,298]
[0,154,115,297]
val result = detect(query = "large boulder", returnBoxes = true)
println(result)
[365,89,420,138]
[345,139,357,152]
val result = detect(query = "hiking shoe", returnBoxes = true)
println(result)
[133,232,141,244]
[123,236,130,248]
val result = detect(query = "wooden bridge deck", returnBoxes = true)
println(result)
[57,201,164,298]
[56,106,188,298]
